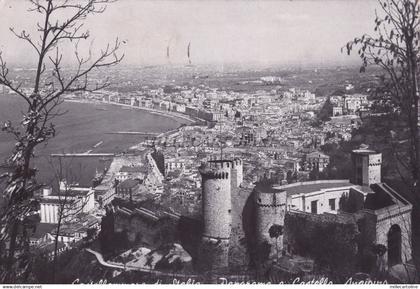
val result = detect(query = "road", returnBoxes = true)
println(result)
[85,248,125,270]
[85,248,199,277]
[85,248,257,282]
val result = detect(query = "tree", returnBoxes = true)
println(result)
[0,0,123,282]
[345,0,419,272]
[268,224,283,263]
[98,208,116,256]
[345,0,419,197]
[317,96,333,122]
[286,170,293,184]
[48,157,90,283]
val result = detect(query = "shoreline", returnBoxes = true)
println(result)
[64,98,197,153]
[64,99,196,124]
[0,96,193,189]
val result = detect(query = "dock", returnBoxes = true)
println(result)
[106,131,159,136]
[51,153,115,158]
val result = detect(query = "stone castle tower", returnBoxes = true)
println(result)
[197,157,243,271]
[351,146,382,186]
[254,183,288,257]
[199,159,232,241]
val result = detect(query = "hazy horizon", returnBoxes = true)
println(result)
[0,0,380,68]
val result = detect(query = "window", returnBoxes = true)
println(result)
[311,200,318,214]
[329,198,336,211]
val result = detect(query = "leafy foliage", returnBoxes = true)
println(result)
[344,0,419,198]
[285,213,359,282]
[317,97,333,122]
[268,224,283,239]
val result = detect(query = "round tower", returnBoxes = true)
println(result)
[199,159,232,240]
[198,159,232,270]
[254,183,287,257]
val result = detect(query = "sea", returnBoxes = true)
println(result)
[0,94,188,188]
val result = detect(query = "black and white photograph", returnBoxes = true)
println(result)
[0,0,419,285]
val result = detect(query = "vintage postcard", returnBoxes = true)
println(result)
[0,0,419,286]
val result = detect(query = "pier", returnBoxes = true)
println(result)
[106,131,159,136]
[51,153,115,158]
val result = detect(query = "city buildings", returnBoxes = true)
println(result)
[117,179,142,202]
[39,184,95,224]
[41,66,403,280]
[304,151,330,172]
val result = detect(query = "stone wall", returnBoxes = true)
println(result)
[284,210,360,277]
[197,237,230,272]
[228,186,253,269]
[113,208,176,247]
[375,204,412,268]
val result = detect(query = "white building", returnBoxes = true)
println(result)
[39,184,95,224]
[345,94,368,112]
[333,106,343,116]
[115,165,147,182]
[165,158,186,174]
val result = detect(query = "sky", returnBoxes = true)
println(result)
[0,0,380,67]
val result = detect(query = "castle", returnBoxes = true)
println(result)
[197,158,243,271]
[197,147,412,274]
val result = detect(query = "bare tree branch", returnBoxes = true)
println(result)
[0,0,123,282]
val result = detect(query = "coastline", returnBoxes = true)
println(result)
[63,98,197,153]
[64,99,196,124]
[1,95,192,188]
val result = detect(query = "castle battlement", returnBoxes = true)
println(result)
[231,158,242,167]
[204,159,233,169]
[199,169,230,180]
[199,160,232,179]
[205,157,243,168]
[254,183,287,207]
